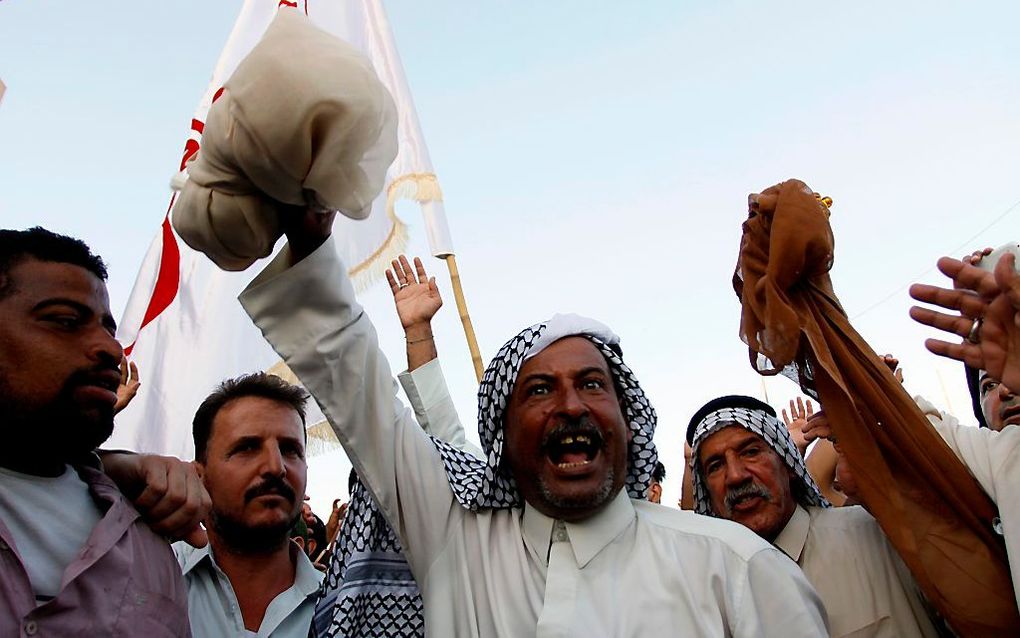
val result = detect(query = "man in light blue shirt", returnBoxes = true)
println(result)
[175,373,323,637]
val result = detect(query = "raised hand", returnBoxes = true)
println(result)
[879,354,904,384]
[781,397,814,457]
[801,411,833,444]
[909,253,1020,392]
[114,357,141,414]
[963,246,994,267]
[386,255,442,330]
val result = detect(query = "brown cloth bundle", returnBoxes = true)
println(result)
[734,179,1019,636]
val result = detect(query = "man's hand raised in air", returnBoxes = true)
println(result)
[387,255,442,371]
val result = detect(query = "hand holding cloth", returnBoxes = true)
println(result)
[734,179,1019,636]
[172,9,397,270]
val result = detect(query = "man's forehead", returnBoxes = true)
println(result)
[213,396,304,439]
[700,424,766,455]
[6,258,110,305]
[516,336,609,377]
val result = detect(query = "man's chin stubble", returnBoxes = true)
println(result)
[210,510,300,555]
[537,467,617,514]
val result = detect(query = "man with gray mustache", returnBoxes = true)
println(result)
[688,395,947,638]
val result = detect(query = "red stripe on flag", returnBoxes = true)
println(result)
[212,86,225,103]
[124,201,181,357]
[278,0,297,7]
[191,118,204,135]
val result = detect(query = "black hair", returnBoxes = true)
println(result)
[0,227,108,300]
[965,364,990,429]
[192,372,309,462]
[686,395,776,445]
[348,468,359,496]
[651,461,666,483]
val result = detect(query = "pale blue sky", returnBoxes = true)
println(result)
[3,1,1019,509]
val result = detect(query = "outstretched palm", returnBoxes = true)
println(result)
[909,254,1020,392]
[386,255,442,328]
[782,397,813,457]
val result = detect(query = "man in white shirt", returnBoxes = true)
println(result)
[174,373,324,637]
[689,394,944,637]
[238,210,827,637]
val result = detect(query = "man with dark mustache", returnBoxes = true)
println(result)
[0,227,191,636]
[231,209,828,636]
[173,373,323,636]
[688,395,945,637]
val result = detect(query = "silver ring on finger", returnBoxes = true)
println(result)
[398,282,409,290]
[966,316,982,344]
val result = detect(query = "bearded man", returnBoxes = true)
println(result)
[688,395,945,637]
[0,227,191,636]
[233,209,827,636]
[174,373,323,636]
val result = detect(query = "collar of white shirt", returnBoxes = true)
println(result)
[180,540,324,596]
[521,489,636,568]
[773,505,810,563]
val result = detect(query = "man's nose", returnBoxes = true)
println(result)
[999,383,1016,400]
[260,446,286,477]
[556,386,589,418]
[723,455,751,486]
[88,326,123,367]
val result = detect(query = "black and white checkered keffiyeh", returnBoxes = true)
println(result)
[312,314,658,637]
[689,402,829,516]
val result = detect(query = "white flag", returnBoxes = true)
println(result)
[109,0,453,459]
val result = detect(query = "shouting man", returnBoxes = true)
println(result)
[233,210,827,636]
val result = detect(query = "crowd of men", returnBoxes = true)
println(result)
[1,216,1018,637]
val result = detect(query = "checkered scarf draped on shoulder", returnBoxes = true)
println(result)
[312,315,658,637]
[690,406,829,515]
[432,317,659,509]
[313,478,424,638]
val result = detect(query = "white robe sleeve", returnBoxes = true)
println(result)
[398,358,484,459]
[239,237,463,574]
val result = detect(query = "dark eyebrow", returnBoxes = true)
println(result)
[518,372,556,386]
[577,366,610,378]
[33,298,117,334]
[228,435,262,451]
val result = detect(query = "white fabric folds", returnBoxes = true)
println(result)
[172,9,397,271]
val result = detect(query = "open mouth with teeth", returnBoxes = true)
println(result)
[545,429,604,470]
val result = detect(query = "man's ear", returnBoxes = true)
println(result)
[193,460,206,481]
[307,539,317,556]
[648,483,662,504]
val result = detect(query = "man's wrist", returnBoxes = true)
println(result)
[97,450,145,497]
[404,323,434,343]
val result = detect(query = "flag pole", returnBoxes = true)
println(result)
[443,255,484,382]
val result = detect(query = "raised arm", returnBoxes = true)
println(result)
[386,254,441,372]
[238,211,462,572]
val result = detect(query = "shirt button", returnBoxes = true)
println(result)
[24,620,38,635]
[993,517,1004,536]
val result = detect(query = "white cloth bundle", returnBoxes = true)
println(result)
[172,9,397,270]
